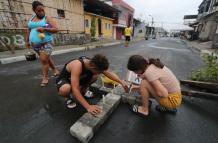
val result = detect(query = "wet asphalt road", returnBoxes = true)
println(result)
[0,38,218,143]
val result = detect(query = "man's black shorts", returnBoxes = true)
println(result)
[125,36,131,41]
[56,78,70,91]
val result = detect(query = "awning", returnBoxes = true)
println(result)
[84,0,120,19]
[184,15,198,19]
[189,21,199,27]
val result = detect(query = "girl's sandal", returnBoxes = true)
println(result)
[131,105,148,118]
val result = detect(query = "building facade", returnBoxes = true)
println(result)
[0,0,90,52]
[85,12,113,38]
[133,18,146,38]
[112,0,134,40]
[0,0,84,33]
[84,0,118,39]
[197,0,218,43]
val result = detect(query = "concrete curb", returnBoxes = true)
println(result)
[69,83,142,143]
[182,89,218,100]
[52,47,86,55]
[182,40,214,55]
[70,93,121,143]
[0,41,122,64]
[0,55,26,64]
[70,84,145,143]
[92,83,142,105]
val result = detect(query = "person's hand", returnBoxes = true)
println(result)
[121,80,129,93]
[37,27,45,33]
[87,105,102,116]
[130,84,140,92]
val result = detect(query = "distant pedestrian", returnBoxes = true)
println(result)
[56,54,128,116]
[127,55,182,117]
[25,1,59,87]
[124,25,132,47]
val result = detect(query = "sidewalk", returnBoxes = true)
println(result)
[0,37,144,64]
[0,39,121,64]
[183,39,218,55]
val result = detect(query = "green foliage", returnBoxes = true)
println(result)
[191,52,218,82]
[90,17,96,38]
[91,37,97,42]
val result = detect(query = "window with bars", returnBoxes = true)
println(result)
[57,9,65,18]
[105,23,107,30]
[85,19,89,28]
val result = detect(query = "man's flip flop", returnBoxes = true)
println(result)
[65,99,77,109]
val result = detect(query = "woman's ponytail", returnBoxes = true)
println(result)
[148,58,164,69]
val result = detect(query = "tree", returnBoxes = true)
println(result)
[90,17,96,38]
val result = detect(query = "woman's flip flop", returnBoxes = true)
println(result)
[40,82,48,87]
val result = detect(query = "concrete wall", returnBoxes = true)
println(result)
[212,24,218,48]
[212,33,218,48]
[0,0,85,33]
[0,29,91,52]
[198,11,218,41]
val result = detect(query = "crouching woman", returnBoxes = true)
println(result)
[127,55,182,116]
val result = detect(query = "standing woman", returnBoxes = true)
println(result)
[25,1,59,87]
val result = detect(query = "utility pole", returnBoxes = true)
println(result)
[149,15,154,38]
[161,22,164,36]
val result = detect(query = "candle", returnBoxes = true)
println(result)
[102,94,105,104]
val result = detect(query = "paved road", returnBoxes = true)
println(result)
[1,38,218,143]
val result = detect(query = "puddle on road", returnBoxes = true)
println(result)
[20,108,52,139]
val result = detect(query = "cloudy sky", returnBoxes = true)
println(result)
[123,0,202,30]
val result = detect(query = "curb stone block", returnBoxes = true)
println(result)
[78,113,101,133]
[70,93,121,143]
[113,85,125,95]
[99,86,113,93]
[70,121,93,143]
[121,94,137,105]
[91,83,101,89]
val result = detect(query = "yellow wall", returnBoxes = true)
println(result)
[85,12,113,38]
[102,18,113,38]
